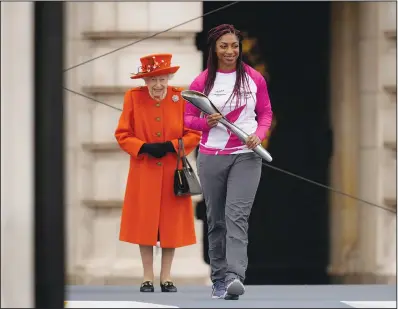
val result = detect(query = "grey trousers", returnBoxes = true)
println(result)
[197,152,262,283]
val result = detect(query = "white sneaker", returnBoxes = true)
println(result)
[224,278,245,300]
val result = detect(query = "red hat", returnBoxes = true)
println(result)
[130,53,180,79]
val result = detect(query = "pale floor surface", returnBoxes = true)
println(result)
[66,285,397,308]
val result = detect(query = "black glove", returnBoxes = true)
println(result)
[163,141,176,153]
[139,141,176,158]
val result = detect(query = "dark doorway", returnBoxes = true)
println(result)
[195,1,333,285]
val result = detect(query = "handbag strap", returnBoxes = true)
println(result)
[176,97,187,170]
[179,138,186,159]
[176,95,194,170]
[176,138,188,169]
[176,138,182,169]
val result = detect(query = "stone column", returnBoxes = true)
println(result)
[64,2,96,285]
[357,1,396,282]
[329,1,396,283]
[1,2,35,306]
[329,1,361,280]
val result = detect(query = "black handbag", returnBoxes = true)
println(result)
[174,138,202,196]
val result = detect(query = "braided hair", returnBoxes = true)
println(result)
[204,24,251,111]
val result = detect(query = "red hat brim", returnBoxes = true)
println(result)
[130,66,180,80]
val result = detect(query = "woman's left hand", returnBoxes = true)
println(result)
[246,134,261,150]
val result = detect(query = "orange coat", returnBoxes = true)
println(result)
[115,86,201,248]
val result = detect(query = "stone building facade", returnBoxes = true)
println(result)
[329,2,396,284]
[64,2,396,285]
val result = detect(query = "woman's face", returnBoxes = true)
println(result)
[145,75,169,100]
[215,33,240,69]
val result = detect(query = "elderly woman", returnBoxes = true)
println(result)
[115,53,201,293]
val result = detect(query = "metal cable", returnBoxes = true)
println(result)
[261,162,395,213]
[64,87,122,111]
[63,2,240,72]
[64,87,396,214]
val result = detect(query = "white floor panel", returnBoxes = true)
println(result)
[342,301,396,308]
[65,301,178,308]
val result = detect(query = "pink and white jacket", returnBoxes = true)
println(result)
[184,64,273,155]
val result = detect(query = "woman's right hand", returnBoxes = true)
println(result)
[206,113,223,127]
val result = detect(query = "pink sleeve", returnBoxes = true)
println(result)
[184,73,211,132]
[253,75,273,140]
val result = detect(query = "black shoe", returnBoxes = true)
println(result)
[160,281,177,292]
[140,281,154,292]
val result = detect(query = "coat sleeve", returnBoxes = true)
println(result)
[184,74,211,132]
[114,90,145,158]
[254,76,273,141]
[170,100,201,156]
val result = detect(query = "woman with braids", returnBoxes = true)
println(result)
[184,24,273,300]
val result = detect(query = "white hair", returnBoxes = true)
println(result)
[143,73,174,83]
